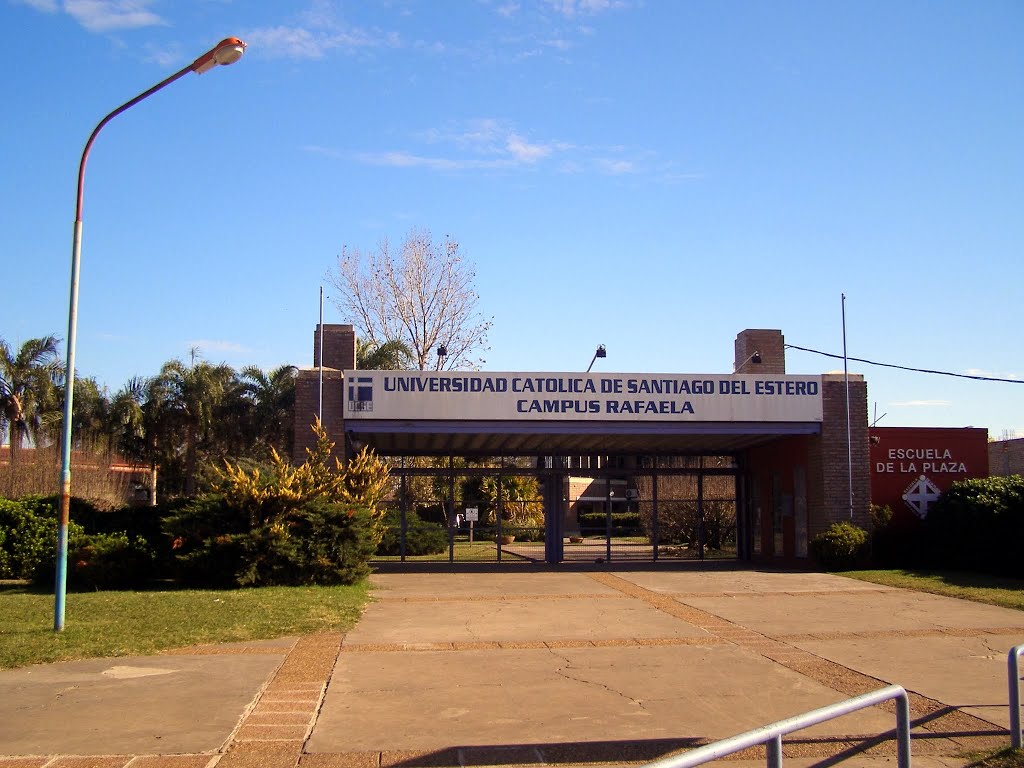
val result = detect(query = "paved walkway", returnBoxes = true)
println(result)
[1,566,1023,767]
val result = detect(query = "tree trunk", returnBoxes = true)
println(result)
[149,461,158,506]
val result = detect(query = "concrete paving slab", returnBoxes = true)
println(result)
[0,652,283,755]
[793,633,1024,729]
[344,596,709,646]
[368,572,619,599]
[678,591,1024,636]
[620,571,899,596]
[308,643,896,753]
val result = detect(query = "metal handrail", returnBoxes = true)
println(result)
[642,685,912,768]
[1010,644,1023,749]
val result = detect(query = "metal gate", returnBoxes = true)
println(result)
[373,455,740,565]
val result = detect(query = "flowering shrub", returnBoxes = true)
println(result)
[164,421,384,586]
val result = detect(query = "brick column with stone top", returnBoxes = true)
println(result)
[293,325,356,464]
[734,329,786,374]
[807,372,871,537]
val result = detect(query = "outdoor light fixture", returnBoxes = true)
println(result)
[54,37,246,632]
[734,351,762,371]
[436,344,448,369]
[586,344,607,373]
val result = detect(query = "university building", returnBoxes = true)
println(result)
[293,325,871,564]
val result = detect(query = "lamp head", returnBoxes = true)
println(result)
[192,37,247,75]
[595,344,607,359]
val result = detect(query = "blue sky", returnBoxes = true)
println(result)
[2,0,1021,438]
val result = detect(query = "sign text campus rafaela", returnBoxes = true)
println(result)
[345,372,823,423]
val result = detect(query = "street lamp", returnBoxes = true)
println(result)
[55,37,246,632]
[586,344,606,373]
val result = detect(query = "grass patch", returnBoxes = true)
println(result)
[838,569,1024,611]
[966,748,1024,768]
[0,580,370,670]
[374,540,539,562]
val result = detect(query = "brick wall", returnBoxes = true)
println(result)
[294,324,355,464]
[989,437,1024,477]
[734,329,786,374]
[809,373,871,537]
[313,324,356,370]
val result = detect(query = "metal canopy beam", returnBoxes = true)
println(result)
[345,420,820,457]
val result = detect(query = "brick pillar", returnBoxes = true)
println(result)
[313,324,356,370]
[294,325,355,465]
[807,373,870,538]
[734,329,786,374]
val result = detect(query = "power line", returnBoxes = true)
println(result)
[784,344,1024,385]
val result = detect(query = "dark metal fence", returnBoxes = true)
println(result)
[373,456,739,565]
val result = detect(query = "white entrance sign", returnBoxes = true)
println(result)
[345,372,823,422]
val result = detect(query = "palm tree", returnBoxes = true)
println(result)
[356,338,414,370]
[110,376,169,505]
[156,359,236,496]
[72,376,113,454]
[0,335,61,477]
[240,364,297,456]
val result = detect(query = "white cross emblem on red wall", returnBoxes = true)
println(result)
[902,475,942,518]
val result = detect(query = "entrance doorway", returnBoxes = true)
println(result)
[372,455,740,565]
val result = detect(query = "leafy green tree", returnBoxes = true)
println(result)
[0,335,61,479]
[480,474,543,528]
[240,364,297,457]
[110,376,171,505]
[71,376,113,454]
[356,339,414,370]
[155,359,236,496]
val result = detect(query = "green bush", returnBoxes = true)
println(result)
[164,495,375,587]
[0,498,83,580]
[578,511,642,537]
[923,475,1024,578]
[32,531,156,590]
[376,509,448,556]
[16,494,180,580]
[810,521,869,571]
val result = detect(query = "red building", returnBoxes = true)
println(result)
[869,427,989,520]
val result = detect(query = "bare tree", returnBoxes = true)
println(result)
[328,228,492,370]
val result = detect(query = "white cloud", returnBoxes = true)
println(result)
[547,0,627,18]
[245,25,327,59]
[496,2,520,18]
[245,2,395,60]
[64,0,166,32]
[506,132,551,163]
[142,42,181,68]
[16,0,165,31]
[964,368,1021,381]
[14,0,59,12]
[344,118,670,179]
[596,158,635,174]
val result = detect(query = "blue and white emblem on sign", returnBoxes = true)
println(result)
[347,376,373,412]
[902,475,941,519]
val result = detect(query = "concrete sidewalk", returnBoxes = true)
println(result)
[1,567,1022,767]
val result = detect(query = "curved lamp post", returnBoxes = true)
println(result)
[55,37,246,632]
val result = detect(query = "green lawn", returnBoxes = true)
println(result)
[0,581,370,670]
[838,569,1024,611]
